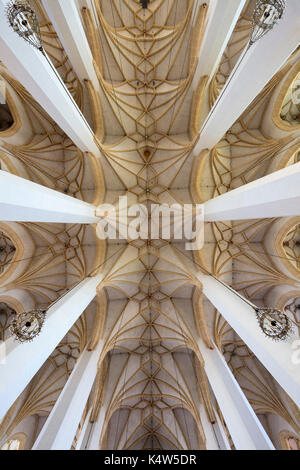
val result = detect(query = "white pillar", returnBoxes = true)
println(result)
[195,0,300,151]
[0,171,99,223]
[33,341,103,450]
[0,0,99,155]
[0,274,103,419]
[193,0,246,84]
[199,340,275,450]
[85,406,107,450]
[41,0,99,91]
[203,162,300,221]
[213,413,232,451]
[198,274,300,407]
[74,408,92,450]
[198,404,230,450]
[75,404,106,450]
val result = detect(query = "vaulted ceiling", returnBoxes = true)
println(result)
[0,0,299,451]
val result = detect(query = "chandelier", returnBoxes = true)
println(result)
[212,277,293,341]
[250,0,287,45]
[10,309,47,343]
[140,0,150,8]
[6,0,43,51]
[255,308,292,340]
[7,245,124,343]
[199,0,287,144]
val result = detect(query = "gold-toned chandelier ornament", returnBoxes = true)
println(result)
[217,273,294,341]
[255,307,293,341]
[250,0,287,45]
[177,244,294,343]
[10,309,47,343]
[210,276,294,342]
[5,0,98,145]
[198,0,287,143]
[140,0,150,9]
[8,246,124,343]
[6,0,43,51]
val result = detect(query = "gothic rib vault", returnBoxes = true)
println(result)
[0,0,299,451]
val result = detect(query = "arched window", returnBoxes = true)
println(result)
[286,437,300,450]
[280,431,300,450]
[0,433,26,450]
[1,439,21,451]
[280,72,300,127]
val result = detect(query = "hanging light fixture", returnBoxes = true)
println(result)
[6,0,43,51]
[250,0,287,45]
[8,246,124,343]
[140,0,150,8]
[177,245,295,342]
[215,280,294,341]
[199,0,287,137]
[255,307,292,340]
[10,309,47,343]
[212,274,294,341]
[5,0,98,142]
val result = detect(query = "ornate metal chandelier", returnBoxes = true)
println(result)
[10,309,47,343]
[255,308,292,341]
[250,0,287,45]
[198,0,287,145]
[140,0,150,9]
[7,245,124,343]
[206,272,293,341]
[6,0,43,51]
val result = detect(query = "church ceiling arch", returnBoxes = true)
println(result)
[0,0,299,451]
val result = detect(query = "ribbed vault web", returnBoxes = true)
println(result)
[85,0,207,449]
[0,0,299,451]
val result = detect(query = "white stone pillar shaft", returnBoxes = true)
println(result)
[33,341,103,450]
[41,0,100,91]
[0,0,99,155]
[199,274,300,407]
[74,408,92,450]
[85,405,107,450]
[204,162,300,221]
[198,404,230,450]
[0,171,98,223]
[196,0,300,151]
[213,413,232,450]
[199,340,275,450]
[193,0,246,84]
[75,404,106,450]
[0,274,103,419]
